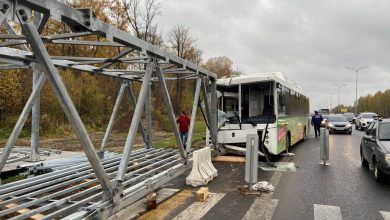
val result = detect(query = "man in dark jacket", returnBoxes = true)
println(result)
[311,111,323,138]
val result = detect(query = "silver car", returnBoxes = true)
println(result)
[355,112,378,130]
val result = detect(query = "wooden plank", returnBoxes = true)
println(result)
[212,156,245,163]
[196,187,209,202]
[4,203,45,220]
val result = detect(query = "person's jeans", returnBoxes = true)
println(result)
[314,126,321,137]
[180,132,188,147]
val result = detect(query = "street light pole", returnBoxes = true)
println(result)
[345,65,369,115]
[335,83,347,113]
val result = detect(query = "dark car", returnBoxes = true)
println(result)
[360,118,390,182]
[343,112,356,124]
[327,114,352,134]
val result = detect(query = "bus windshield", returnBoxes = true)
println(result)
[218,82,276,124]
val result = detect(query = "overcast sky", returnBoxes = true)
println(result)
[157,0,390,112]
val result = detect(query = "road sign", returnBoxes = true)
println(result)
[340,108,348,113]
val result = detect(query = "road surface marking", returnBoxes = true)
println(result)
[242,198,278,220]
[380,211,390,220]
[314,204,343,220]
[261,171,282,199]
[108,188,179,220]
[137,190,193,220]
[173,193,225,220]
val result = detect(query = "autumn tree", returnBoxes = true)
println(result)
[121,0,163,46]
[167,25,203,113]
[203,56,234,78]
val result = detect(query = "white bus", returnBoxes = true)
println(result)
[207,72,310,156]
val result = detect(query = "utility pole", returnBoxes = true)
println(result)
[335,83,347,113]
[345,65,369,115]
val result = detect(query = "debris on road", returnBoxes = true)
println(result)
[281,152,295,157]
[196,187,209,202]
[251,181,275,192]
[258,162,297,172]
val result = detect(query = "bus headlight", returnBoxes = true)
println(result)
[385,153,390,160]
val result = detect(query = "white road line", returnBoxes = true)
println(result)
[107,188,179,220]
[173,193,225,220]
[380,211,390,220]
[314,204,343,220]
[261,171,282,199]
[242,198,278,220]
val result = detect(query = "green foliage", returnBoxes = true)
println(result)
[357,89,390,116]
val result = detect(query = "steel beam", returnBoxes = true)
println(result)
[10,0,217,79]
[0,74,46,175]
[30,64,40,161]
[96,48,134,70]
[127,82,148,144]
[145,81,152,148]
[201,80,212,130]
[155,65,187,164]
[115,59,155,183]
[19,17,114,200]
[100,81,127,153]
[210,78,218,150]
[186,77,201,152]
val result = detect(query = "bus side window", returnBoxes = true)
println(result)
[278,87,286,116]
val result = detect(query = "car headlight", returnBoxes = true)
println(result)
[346,123,351,128]
[385,153,390,160]
[328,123,334,127]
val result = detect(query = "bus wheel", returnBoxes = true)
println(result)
[286,134,291,152]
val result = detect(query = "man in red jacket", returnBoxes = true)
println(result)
[176,111,190,148]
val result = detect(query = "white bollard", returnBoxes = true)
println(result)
[186,147,218,187]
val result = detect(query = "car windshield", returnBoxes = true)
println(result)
[329,115,348,122]
[362,113,377,119]
[379,123,390,140]
[344,113,354,116]
[322,115,329,120]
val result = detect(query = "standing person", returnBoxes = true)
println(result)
[176,111,190,147]
[311,111,323,138]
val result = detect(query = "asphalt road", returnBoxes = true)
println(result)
[137,127,390,220]
[271,127,390,220]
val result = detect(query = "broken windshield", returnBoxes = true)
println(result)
[217,81,276,125]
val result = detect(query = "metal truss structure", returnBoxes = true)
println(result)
[0,0,218,218]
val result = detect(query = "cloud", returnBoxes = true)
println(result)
[158,0,390,111]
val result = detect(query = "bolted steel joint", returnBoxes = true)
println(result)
[0,1,10,14]
[15,6,32,23]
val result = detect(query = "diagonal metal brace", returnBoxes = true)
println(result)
[155,65,188,165]
[17,12,114,200]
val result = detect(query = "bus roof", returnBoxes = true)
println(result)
[217,72,304,94]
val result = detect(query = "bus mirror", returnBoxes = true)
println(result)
[279,95,286,106]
